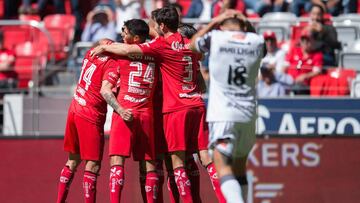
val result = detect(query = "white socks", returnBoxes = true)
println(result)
[220,175,244,203]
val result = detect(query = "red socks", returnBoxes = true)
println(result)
[56,166,74,203]
[174,167,193,203]
[140,171,147,203]
[156,160,165,203]
[145,171,159,203]
[186,158,201,203]
[206,163,226,203]
[83,171,98,203]
[167,170,180,203]
[109,165,124,203]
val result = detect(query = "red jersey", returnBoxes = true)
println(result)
[71,48,119,125]
[116,54,158,111]
[286,47,323,85]
[0,49,17,80]
[138,32,204,113]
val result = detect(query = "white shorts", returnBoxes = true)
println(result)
[208,120,256,158]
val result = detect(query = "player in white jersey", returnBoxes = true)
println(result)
[190,10,264,203]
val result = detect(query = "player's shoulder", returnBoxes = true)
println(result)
[245,32,264,43]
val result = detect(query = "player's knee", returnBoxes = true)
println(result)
[85,161,101,174]
[213,139,234,159]
[198,150,212,167]
[66,159,81,171]
[110,155,125,166]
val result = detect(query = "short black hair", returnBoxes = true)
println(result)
[151,8,161,21]
[178,23,197,39]
[155,6,179,32]
[169,2,183,14]
[124,19,149,43]
[310,3,325,15]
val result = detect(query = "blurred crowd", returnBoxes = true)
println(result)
[0,0,358,97]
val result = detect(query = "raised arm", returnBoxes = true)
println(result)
[90,43,143,58]
[100,80,133,121]
[190,9,239,52]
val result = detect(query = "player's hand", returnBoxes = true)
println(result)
[90,45,107,58]
[120,109,133,121]
[212,9,238,24]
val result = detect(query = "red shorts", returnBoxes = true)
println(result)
[154,108,168,155]
[163,106,209,153]
[63,111,105,161]
[109,111,155,161]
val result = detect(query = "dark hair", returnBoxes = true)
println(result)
[124,19,150,43]
[169,2,183,14]
[220,17,246,31]
[151,8,161,21]
[178,23,197,39]
[310,4,325,15]
[155,6,179,32]
[92,12,109,26]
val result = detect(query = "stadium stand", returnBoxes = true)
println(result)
[339,39,360,72]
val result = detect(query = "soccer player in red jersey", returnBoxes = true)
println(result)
[91,7,223,203]
[100,19,160,203]
[56,39,120,203]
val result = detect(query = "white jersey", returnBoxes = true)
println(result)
[195,30,264,122]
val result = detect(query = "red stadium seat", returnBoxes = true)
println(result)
[310,68,357,96]
[40,14,76,61]
[14,42,47,88]
[1,26,33,50]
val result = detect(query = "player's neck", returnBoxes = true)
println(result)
[163,31,176,39]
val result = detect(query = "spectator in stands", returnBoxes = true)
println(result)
[114,0,141,41]
[213,0,246,17]
[257,65,286,97]
[19,0,65,17]
[307,4,341,66]
[185,0,216,20]
[0,31,17,91]
[244,0,287,16]
[285,29,323,95]
[262,30,294,87]
[342,0,358,13]
[291,0,312,16]
[262,30,286,73]
[81,5,117,42]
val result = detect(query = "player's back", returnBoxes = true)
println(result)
[72,48,119,124]
[140,32,204,113]
[207,30,264,122]
[116,54,158,111]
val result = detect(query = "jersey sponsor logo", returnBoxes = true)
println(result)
[128,54,155,61]
[128,86,151,96]
[219,46,262,57]
[179,92,202,98]
[171,41,189,51]
[124,94,147,103]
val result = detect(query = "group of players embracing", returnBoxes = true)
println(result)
[56,5,263,203]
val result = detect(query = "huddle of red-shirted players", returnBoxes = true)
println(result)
[56,6,225,203]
